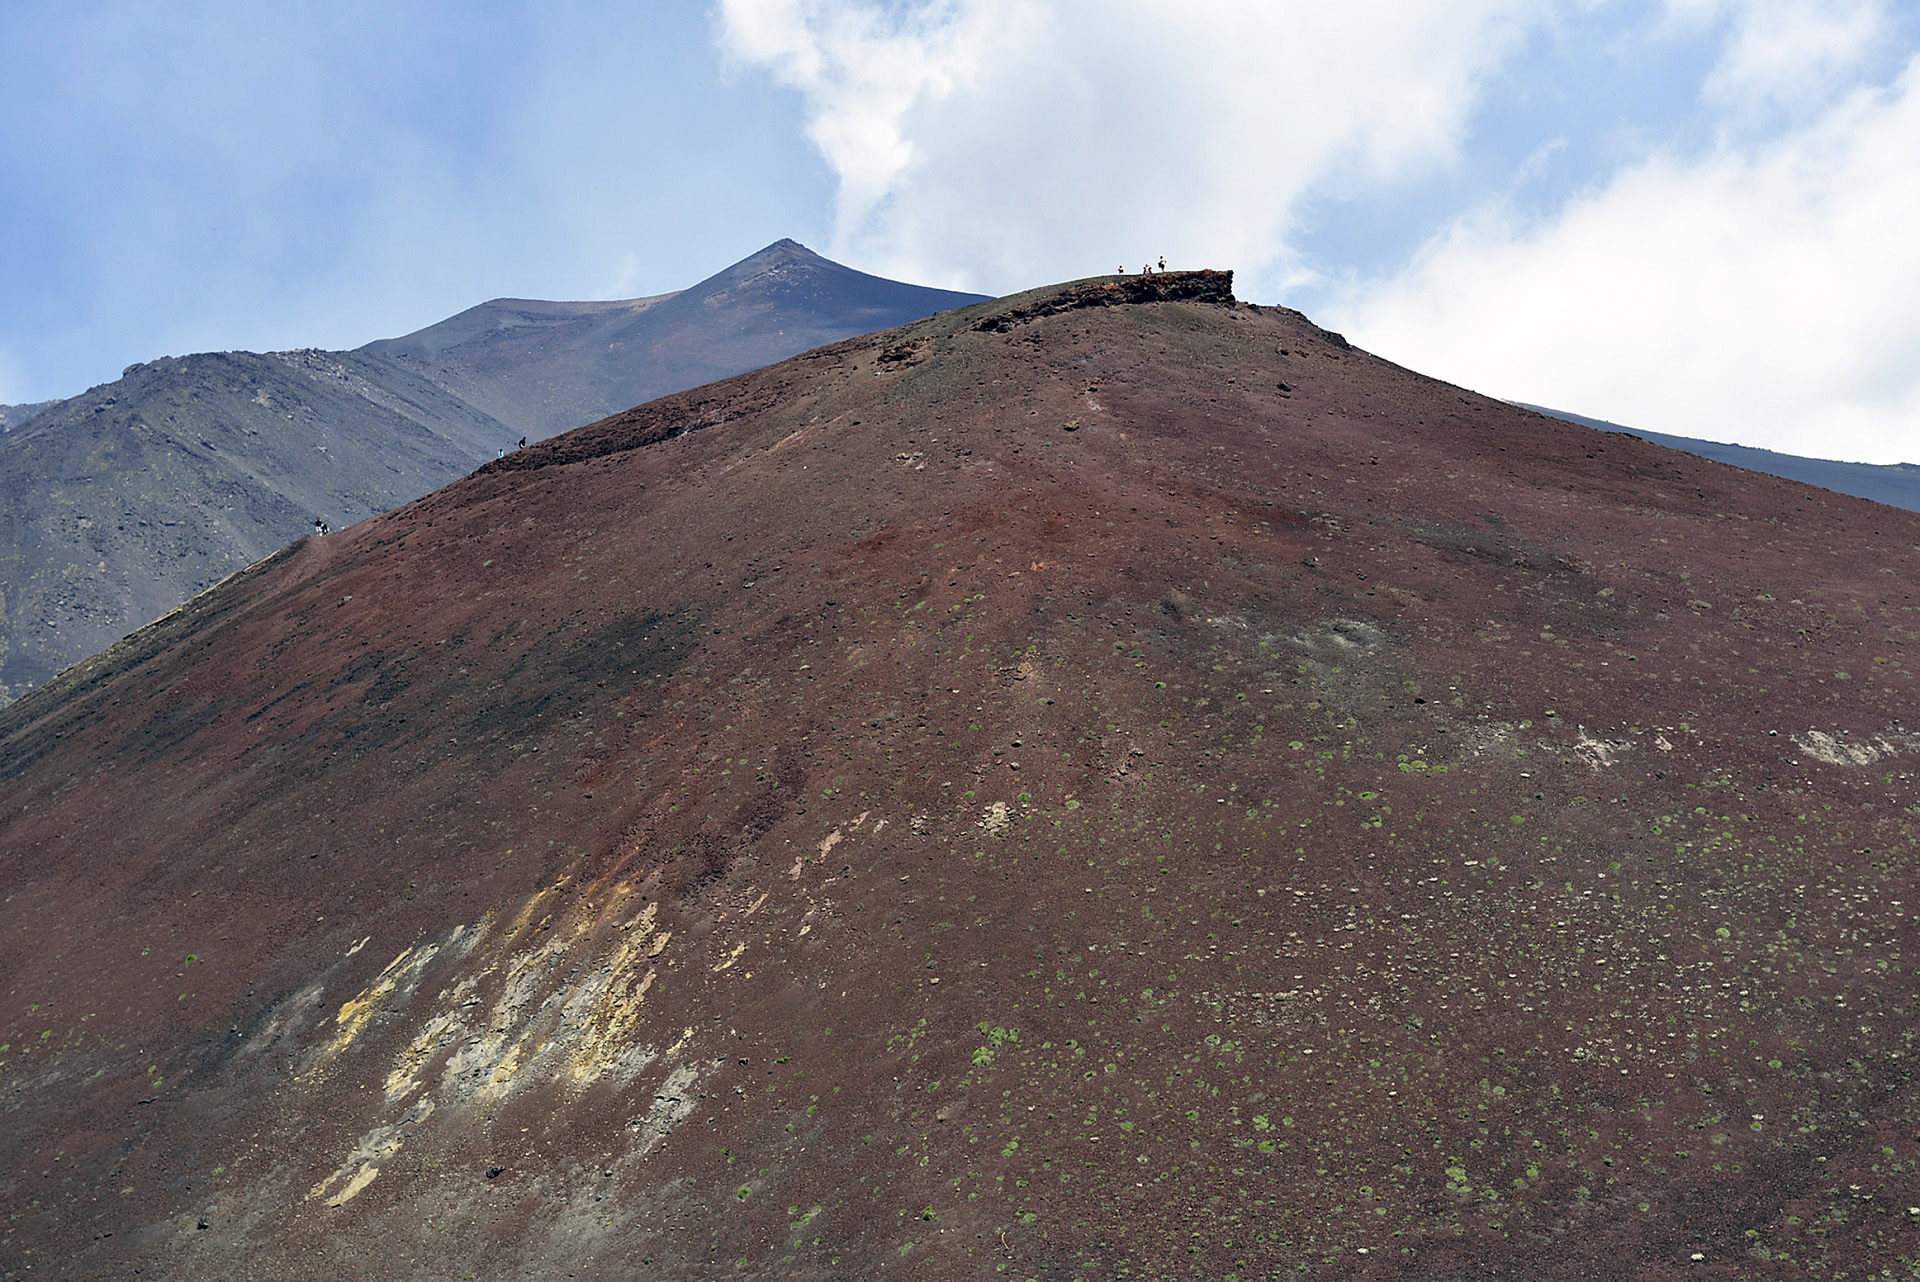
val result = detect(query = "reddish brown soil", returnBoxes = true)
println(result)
[3,273,1918,1280]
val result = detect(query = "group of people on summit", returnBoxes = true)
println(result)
[1122,257,1168,275]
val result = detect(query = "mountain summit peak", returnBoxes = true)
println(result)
[757,235,815,255]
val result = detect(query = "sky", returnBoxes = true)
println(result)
[2,1,1917,464]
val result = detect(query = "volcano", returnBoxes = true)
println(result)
[2,271,1916,1279]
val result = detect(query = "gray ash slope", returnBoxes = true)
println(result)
[0,401,60,433]
[0,348,514,704]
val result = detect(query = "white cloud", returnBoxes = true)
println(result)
[1336,52,1920,464]
[1665,0,1891,117]
[716,0,1557,296]
[718,0,1029,239]
[721,0,1920,468]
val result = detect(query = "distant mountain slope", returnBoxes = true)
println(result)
[362,238,990,437]
[1518,402,1920,513]
[0,399,60,433]
[0,349,514,702]
[357,294,677,435]
[0,242,988,706]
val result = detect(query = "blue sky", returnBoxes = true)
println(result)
[3,1,1917,464]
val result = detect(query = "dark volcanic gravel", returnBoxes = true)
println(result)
[3,272,1918,1280]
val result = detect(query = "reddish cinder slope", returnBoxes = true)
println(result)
[3,273,1918,1280]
